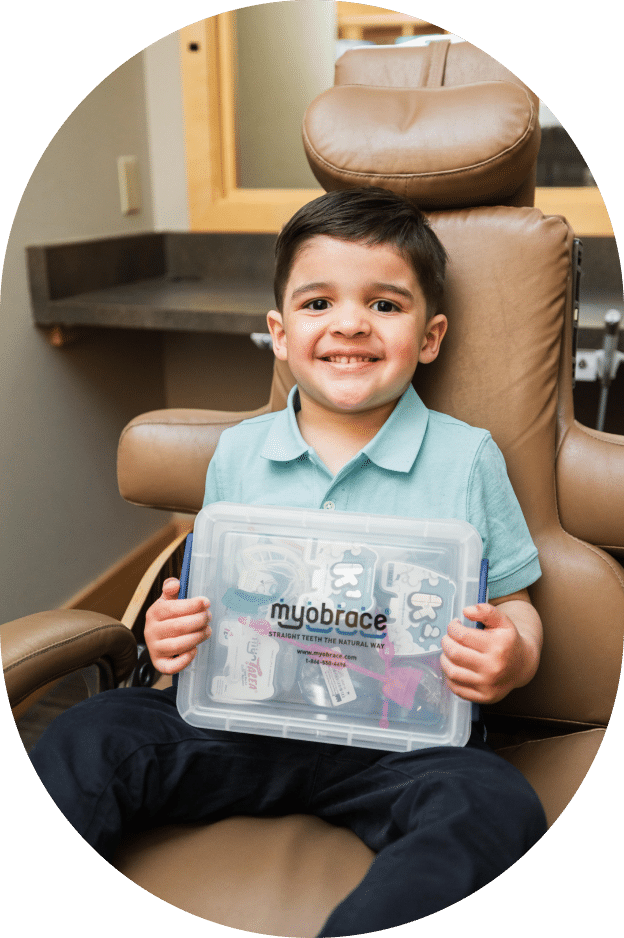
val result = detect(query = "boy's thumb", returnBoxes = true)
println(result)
[162,577,180,599]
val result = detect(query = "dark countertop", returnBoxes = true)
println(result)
[27,232,279,337]
[39,276,275,335]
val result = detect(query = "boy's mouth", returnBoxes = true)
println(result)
[320,355,380,364]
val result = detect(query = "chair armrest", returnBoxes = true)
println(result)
[1,610,137,709]
[117,405,269,513]
[556,421,624,550]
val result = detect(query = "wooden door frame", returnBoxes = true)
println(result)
[180,15,321,233]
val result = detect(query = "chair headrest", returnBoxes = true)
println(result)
[302,41,541,209]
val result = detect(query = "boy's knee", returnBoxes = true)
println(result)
[467,750,548,843]
[389,746,546,842]
[30,692,111,770]
[30,687,157,771]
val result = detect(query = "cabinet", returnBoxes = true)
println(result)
[336,3,445,43]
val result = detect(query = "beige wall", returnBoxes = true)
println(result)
[235,0,336,188]
[143,31,190,231]
[0,54,169,623]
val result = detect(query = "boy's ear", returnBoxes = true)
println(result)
[418,314,448,364]
[266,309,288,361]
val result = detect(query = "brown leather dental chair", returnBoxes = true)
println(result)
[3,39,623,937]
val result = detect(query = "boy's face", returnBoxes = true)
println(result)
[267,235,447,419]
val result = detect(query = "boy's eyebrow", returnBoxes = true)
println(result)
[289,281,415,301]
[289,281,332,300]
[370,282,415,300]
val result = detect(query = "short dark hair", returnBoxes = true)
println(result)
[273,187,447,315]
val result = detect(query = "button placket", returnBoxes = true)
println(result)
[319,456,366,511]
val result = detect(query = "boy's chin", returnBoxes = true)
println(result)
[309,391,399,418]
[296,374,408,417]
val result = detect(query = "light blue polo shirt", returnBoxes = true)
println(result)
[203,385,541,600]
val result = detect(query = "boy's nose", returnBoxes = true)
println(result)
[330,306,372,336]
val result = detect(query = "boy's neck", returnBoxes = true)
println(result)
[296,393,398,476]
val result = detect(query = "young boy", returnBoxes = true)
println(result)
[31,188,547,936]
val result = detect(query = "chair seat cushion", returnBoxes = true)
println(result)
[496,727,605,826]
[114,814,375,937]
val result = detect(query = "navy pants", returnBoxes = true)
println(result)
[30,685,546,936]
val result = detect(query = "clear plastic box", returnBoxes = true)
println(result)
[177,502,484,752]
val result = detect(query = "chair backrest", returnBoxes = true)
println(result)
[118,41,624,730]
[298,40,624,728]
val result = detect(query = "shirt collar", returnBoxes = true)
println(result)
[260,386,309,462]
[260,384,429,473]
[362,384,429,472]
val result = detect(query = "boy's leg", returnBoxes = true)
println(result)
[29,685,317,863]
[311,726,547,937]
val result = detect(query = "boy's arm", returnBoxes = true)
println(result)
[440,589,542,705]
[144,578,212,675]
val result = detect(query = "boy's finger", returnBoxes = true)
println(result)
[463,603,505,628]
[155,647,198,675]
[444,618,492,653]
[154,610,211,640]
[157,629,209,659]
[440,632,482,668]
[439,654,483,700]
[158,595,211,620]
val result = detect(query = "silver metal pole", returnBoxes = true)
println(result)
[596,309,622,431]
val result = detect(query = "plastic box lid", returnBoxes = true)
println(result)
[177,502,484,752]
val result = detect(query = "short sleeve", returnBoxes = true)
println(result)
[468,435,541,599]
[202,440,223,507]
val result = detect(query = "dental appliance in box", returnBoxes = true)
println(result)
[176,502,485,752]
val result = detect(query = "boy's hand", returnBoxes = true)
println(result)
[440,595,542,704]
[144,577,211,675]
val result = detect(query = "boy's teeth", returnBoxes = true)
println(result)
[327,356,374,363]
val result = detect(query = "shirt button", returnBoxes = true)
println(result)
[323,500,336,510]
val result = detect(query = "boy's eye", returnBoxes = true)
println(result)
[372,300,399,313]
[305,298,330,311]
